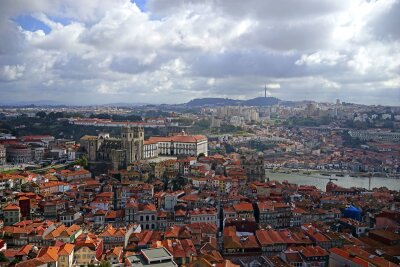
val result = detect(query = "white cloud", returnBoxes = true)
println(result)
[0,64,25,81]
[266,83,280,89]
[0,0,398,105]
[207,78,216,86]
[98,83,117,94]
[383,77,400,88]
[296,51,346,66]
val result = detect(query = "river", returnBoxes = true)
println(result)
[265,170,400,191]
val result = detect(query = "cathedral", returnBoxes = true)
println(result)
[240,153,265,181]
[80,126,144,170]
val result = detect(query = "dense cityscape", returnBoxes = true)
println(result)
[0,97,399,267]
[1,0,400,266]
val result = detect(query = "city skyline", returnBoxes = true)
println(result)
[1,0,399,105]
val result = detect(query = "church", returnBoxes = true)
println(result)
[80,126,208,171]
[80,126,144,171]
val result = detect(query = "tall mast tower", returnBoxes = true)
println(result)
[264,83,267,98]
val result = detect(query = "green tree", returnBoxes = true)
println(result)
[192,119,211,132]
[99,261,112,267]
[162,176,169,191]
[0,252,9,262]
[342,131,366,148]
[36,111,47,118]
[76,155,88,168]
[11,258,20,264]
[383,121,394,129]
[90,113,111,119]
[172,176,187,191]
[224,143,235,154]
[112,114,142,122]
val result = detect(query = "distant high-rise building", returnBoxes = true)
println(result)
[230,116,244,127]
[0,144,6,165]
[244,109,259,122]
[210,117,222,128]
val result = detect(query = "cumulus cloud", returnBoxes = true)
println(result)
[266,83,280,89]
[295,51,346,66]
[0,0,399,105]
[0,64,25,81]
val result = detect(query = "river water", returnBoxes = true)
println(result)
[265,170,400,191]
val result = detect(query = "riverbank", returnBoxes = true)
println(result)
[268,167,399,178]
[265,170,400,191]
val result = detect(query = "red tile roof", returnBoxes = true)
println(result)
[3,203,20,211]
[148,134,207,144]
[233,202,253,212]
[329,248,370,267]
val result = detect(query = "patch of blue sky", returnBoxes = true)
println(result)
[131,0,163,21]
[13,14,51,34]
[48,16,72,26]
[132,0,148,12]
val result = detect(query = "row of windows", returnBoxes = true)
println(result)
[159,144,196,148]
[5,211,20,215]
[128,216,218,223]
[142,223,156,230]
[191,216,216,221]
[104,236,124,241]
[139,215,156,221]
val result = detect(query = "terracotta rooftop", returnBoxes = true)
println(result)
[3,203,20,211]
[233,202,254,212]
[148,134,207,144]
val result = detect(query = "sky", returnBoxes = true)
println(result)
[0,0,399,105]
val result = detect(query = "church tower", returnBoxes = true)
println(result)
[121,126,144,164]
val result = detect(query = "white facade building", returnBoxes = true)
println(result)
[189,208,218,225]
[0,145,6,165]
[147,133,208,157]
[143,140,158,159]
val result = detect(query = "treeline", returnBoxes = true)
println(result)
[343,119,395,130]
[248,140,276,152]
[89,113,142,122]
[341,131,366,148]
[283,116,333,127]
[36,111,84,119]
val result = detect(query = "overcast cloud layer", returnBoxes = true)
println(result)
[0,0,399,105]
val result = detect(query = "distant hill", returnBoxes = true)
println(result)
[186,97,281,107]
[98,102,150,107]
[186,98,242,107]
[0,100,66,107]
[242,97,280,106]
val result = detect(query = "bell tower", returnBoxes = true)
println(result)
[121,126,144,164]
